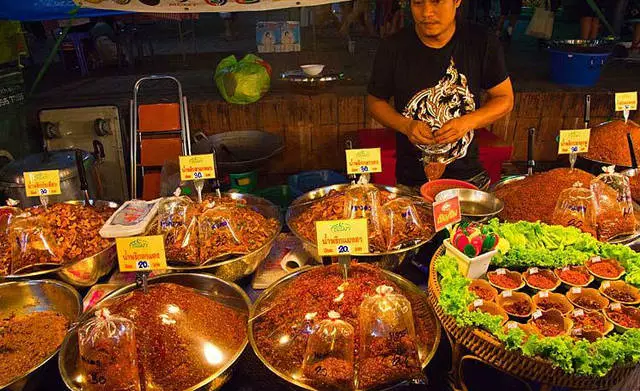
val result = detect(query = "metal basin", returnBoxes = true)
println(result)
[435,188,504,220]
[286,184,436,270]
[0,279,81,390]
[1,200,118,287]
[248,265,441,391]
[164,192,283,281]
[59,273,251,391]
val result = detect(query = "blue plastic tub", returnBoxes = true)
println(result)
[548,49,610,87]
[288,170,349,198]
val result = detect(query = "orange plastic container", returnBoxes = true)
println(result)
[140,137,183,166]
[138,103,181,132]
[142,171,161,200]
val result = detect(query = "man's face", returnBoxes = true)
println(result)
[411,0,461,38]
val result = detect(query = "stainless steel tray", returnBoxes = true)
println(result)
[59,272,251,391]
[0,279,81,390]
[286,184,436,270]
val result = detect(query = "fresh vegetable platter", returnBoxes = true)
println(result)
[429,219,640,389]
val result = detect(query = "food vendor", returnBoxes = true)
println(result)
[367,0,514,188]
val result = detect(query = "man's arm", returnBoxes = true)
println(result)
[367,94,436,145]
[434,77,514,144]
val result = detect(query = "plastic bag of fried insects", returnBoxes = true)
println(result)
[342,184,386,252]
[302,311,355,391]
[198,204,249,264]
[8,214,64,274]
[550,182,598,238]
[590,166,637,241]
[356,285,424,390]
[157,190,199,265]
[380,197,428,251]
[78,308,141,391]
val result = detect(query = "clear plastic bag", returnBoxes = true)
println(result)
[78,308,141,391]
[198,205,249,264]
[590,166,637,241]
[9,214,64,274]
[302,311,355,391]
[157,194,199,265]
[357,285,423,390]
[342,184,385,252]
[550,182,598,237]
[0,205,21,275]
[381,197,427,251]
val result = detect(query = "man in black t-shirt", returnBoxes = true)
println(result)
[367,0,514,187]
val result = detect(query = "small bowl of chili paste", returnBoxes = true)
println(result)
[467,299,509,324]
[569,308,613,335]
[566,287,609,311]
[532,291,574,315]
[468,279,498,301]
[528,308,573,338]
[585,257,625,280]
[523,268,561,291]
[495,290,533,318]
[599,280,640,305]
[604,303,640,332]
[554,265,594,288]
[487,269,525,291]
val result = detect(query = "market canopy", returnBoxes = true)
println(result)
[73,0,347,13]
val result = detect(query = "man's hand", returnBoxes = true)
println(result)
[434,116,476,144]
[405,120,436,145]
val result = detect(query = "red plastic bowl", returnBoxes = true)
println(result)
[420,179,479,203]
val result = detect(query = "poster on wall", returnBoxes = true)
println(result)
[74,0,347,13]
[256,21,300,53]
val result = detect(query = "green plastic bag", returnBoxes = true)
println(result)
[215,54,271,105]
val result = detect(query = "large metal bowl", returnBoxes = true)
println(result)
[286,184,436,270]
[164,192,283,281]
[435,188,504,221]
[1,200,118,287]
[59,272,251,391]
[248,265,441,391]
[0,279,81,390]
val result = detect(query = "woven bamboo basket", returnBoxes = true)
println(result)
[428,246,636,390]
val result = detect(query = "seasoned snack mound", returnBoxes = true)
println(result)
[0,311,69,386]
[495,168,596,225]
[0,204,113,276]
[584,120,640,167]
[289,187,434,253]
[252,263,438,390]
[107,283,247,391]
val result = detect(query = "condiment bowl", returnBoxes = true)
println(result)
[569,309,614,336]
[435,188,504,220]
[532,291,574,315]
[528,309,573,338]
[468,300,509,324]
[599,280,640,305]
[604,304,640,333]
[300,64,325,76]
[468,279,498,301]
[522,268,561,291]
[486,269,525,291]
[554,265,595,288]
[566,287,610,311]
[420,179,478,203]
[503,321,535,339]
[585,257,625,280]
[495,291,533,319]
[571,328,605,342]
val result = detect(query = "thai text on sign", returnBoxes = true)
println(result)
[23,170,61,197]
[179,154,216,181]
[116,235,167,272]
[345,148,382,174]
[315,218,369,256]
[433,196,461,232]
[615,92,638,112]
[558,129,591,154]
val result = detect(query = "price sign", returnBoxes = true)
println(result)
[433,196,461,232]
[179,154,216,181]
[345,148,382,175]
[23,170,61,197]
[615,92,638,112]
[315,218,369,256]
[558,129,591,154]
[539,291,549,298]
[116,235,167,272]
